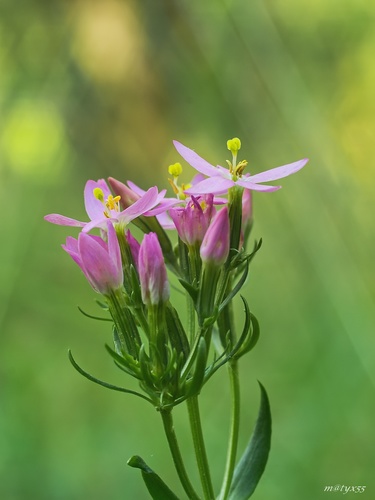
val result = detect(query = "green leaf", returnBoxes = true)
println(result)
[77,306,113,322]
[178,278,199,302]
[185,337,207,398]
[68,350,152,404]
[218,261,249,313]
[228,382,272,500]
[127,455,180,500]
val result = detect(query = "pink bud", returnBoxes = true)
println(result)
[138,233,169,305]
[108,177,140,209]
[126,230,140,268]
[170,194,214,246]
[241,189,253,230]
[200,207,230,266]
[63,222,123,295]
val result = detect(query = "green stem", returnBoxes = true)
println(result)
[218,359,240,500]
[160,409,201,500]
[187,396,215,500]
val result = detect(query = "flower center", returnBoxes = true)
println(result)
[226,137,248,180]
[93,188,121,218]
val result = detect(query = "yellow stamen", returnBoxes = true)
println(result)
[93,188,121,217]
[234,160,248,177]
[105,194,121,211]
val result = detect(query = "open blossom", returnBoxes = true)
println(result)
[44,179,160,233]
[169,194,215,246]
[108,177,182,220]
[173,140,309,195]
[138,233,170,305]
[62,221,123,295]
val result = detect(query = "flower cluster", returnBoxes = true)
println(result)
[45,138,308,498]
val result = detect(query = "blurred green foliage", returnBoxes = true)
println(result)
[1,0,374,499]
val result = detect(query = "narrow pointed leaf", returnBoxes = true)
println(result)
[68,350,152,404]
[218,262,249,313]
[127,455,180,500]
[77,306,113,322]
[228,382,272,500]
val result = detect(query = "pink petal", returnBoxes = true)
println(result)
[119,186,158,224]
[82,217,110,233]
[236,179,281,192]
[106,221,122,278]
[247,158,309,183]
[84,179,111,221]
[156,212,175,230]
[173,141,220,177]
[185,176,234,195]
[44,214,86,227]
[127,180,146,196]
[145,198,182,217]
[78,232,120,293]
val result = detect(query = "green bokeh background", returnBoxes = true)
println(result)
[1,1,374,499]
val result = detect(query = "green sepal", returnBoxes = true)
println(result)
[218,262,248,314]
[228,382,272,500]
[77,306,113,322]
[68,350,153,404]
[104,344,141,380]
[231,297,260,360]
[178,278,199,303]
[165,303,190,359]
[127,455,180,500]
[185,337,207,398]
[129,263,143,305]
[95,299,109,310]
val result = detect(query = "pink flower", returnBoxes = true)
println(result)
[138,233,169,305]
[62,222,123,295]
[173,141,309,195]
[169,194,215,246]
[200,207,230,266]
[45,179,159,233]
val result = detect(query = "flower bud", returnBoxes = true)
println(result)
[200,207,230,266]
[126,230,140,268]
[138,233,170,305]
[108,177,140,209]
[170,194,214,247]
[63,222,123,295]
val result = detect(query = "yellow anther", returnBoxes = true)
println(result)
[168,162,183,177]
[93,187,105,201]
[227,137,241,154]
[235,160,248,177]
[105,194,121,211]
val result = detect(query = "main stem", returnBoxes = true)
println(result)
[186,395,215,500]
[160,409,201,500]
[218,359,240,500]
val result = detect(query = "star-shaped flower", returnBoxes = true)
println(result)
[173,140,309,195]
[44,179,160,232]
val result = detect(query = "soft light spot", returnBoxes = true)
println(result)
[1,99,66,182]
[71,0,144,84]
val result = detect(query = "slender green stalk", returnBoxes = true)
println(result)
[218,359,240,500]
[186,396,215,500]
[160,409,201,500]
